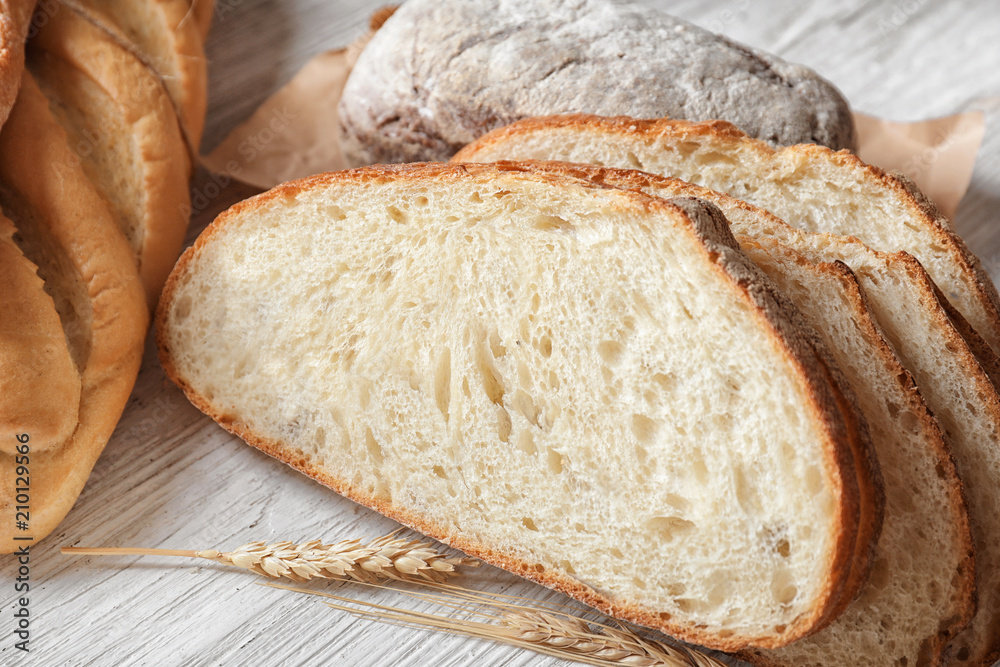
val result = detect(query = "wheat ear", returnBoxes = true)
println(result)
[272,582,729,667]
[62,533,476,584]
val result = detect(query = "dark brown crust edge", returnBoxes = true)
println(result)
[155,161,866,652]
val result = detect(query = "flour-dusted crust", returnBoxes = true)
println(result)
[29,5,191,311]
[0,74,148,552]
[157,161,872,651]
[339,0,855,167]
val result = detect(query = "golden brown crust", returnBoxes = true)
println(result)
[453,113,1000,362]
[0,212,82,453]
[189,0,213,41]
[0,0,33,128]
[65,0,208,149]
[29,4,191,311]
[0,73,147,552]
[157,161,868,651]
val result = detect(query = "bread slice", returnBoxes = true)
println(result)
[157,162,871,650]
[28,5,191,309]
[475,162,993,666]
[69,0,208,148]
[0,73,148,553]
[453,114,1000,366]
[737,238,975,667]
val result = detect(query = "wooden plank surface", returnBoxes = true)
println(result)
[3,1,999,665]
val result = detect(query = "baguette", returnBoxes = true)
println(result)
[456,161,994,666]
[70,0,209,147]
[28,4,191,309]
[157,162,872,650]
[339,0,856,166]
[0,73,148,552]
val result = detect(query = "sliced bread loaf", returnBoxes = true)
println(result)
[157,162,871,650]
[453,115,1000,367]
[0,73,148,552]
[475,162,995,667]
[28,5,191,309]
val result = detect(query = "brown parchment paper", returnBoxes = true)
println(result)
[203,44,985,221]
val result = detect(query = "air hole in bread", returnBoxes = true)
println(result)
[559,559,576,575]
[476,338,506,405]
[517,361,532,390]
[512,389,539,426]
[645,516,695,543]
[413,196,429,207]
[610,547,624,559]
[598,340,624,365]
[173,294,192,321]
[517,430,536,456]
[434,349,451,421]
[547,370,560,390]
[626,151,644,170]
[632,577,647,590]
[538,334,553,358]
[776,539,791,558]
[631,414,658,446]
[530,292,541,313]
[734,466,762,514]
[804,465,823,496]
[469,191,482,203]
[547,448,563,474]
[634,443,649,467]
[496,406,512,442]
[385,206,407,225]
[652,372,676,392]
[364,427,383,465]
[690,450,709,484]
[432,465,447,480]
[868,557,890,590]
[533,214,572,233]
[488,331,506,358]
[325,204,347,221]
[522,517,538,532]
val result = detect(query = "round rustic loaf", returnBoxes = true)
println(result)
[339,0,857,166]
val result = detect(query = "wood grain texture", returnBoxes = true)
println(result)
[3,1,999,665]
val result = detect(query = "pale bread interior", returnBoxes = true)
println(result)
[160,168,856,648]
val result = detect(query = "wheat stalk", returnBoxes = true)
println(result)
[61,533,476,584]
[271,582,729,667]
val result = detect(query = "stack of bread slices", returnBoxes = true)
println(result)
[451,115,1000,666]
[0,0,212,552]
[157,111,999,666]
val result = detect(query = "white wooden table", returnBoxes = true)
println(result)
[4,1,1000,665]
